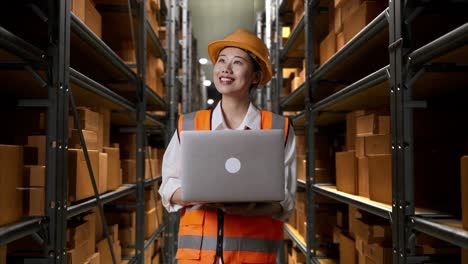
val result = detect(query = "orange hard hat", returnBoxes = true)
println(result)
[207,28,272,85]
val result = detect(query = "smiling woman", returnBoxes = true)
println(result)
[159,28,297,264]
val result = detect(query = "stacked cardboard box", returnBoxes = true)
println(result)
[354,216,392,263]
[462,156,468,231]
[71,0,102,38]
[67,219,97,263]
[23,165,46,216]
[0,145,23,226]
[0,245,5,264]
[339,232,357,264]
[292,0,305,31]
[321,0,384,64]
[96,237,122,264]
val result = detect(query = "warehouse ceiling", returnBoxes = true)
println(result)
[188,0,265,102]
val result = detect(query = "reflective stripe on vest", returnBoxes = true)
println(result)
[178,235,281,253]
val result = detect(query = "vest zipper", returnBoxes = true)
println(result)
[214,209,225,264]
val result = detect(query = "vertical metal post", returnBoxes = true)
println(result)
[389,0,414,263]
[305,0,318,263]
[168,0,178,135]
[135,0,147,263]
[273,0,282,114]
[188,13,193,112]
[46,1,70,263]
[255,11,264,108]
[265,0,272,111]
[181,0,188,114]
[200,70,208,110]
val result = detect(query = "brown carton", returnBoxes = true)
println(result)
[0,245,5,264]
[84,0,102,38]
[103,147,121,191]
[320,31,337,65]
[69,129,99,151]
[357,157,369,198]
[28,187,45,216]
[336,151,358,194]
[24,165,46,187]
[355,136,365,158]
[97,239,121,264]
[27,136,46,166]
[462,156,468,230]
[68,149,100,202]
[99,152,108,193]
[337,31,346,50]
[0,145,23,226]
[340,232,357,264]
[119,227,136,244]
[23,146,38,165]
[145,207,157,239]
[83,212,97,257]
[71,0,85,19]
[462,248,468,264]
[152,252,161,264]
[355,217,391,244]
[84,252,100,264]
[66,239,92,264]
[343,1,379,43]
[90,107,111,149]
[368,154,392,204]
[356,114,390,136]
[346,110,369,151]
[77,107,100,132]
[365,134,391,156]
[67,220,91,249]
[366,243,392,263]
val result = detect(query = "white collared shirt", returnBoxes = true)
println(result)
[158,101,297,220]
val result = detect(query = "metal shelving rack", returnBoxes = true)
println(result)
[0,1,173,263]
[272,0,468,263]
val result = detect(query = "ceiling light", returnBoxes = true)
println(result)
[199,58,208,64]
[203,80,212,87]
[207,99,214,105]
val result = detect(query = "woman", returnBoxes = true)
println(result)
[159,28,297,263]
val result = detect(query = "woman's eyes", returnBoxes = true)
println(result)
[217,58,243,65]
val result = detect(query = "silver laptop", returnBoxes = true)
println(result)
[180,129,285,203]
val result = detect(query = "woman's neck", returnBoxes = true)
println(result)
[220,96,250,129]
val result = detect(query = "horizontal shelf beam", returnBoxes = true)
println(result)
[280,82,306,109]
[312,184,392,220]
[145,176,162,187]
[312,65,390,112]
[0,26,44,63]
[312,8,388,82]
[0,217,48,245]
[146,20,167,62]
[67,185,136,218]
[411,217,468,249]
[71,14,136,81]
[284,224,307,255]
[409,23,468,67]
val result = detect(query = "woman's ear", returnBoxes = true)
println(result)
[253,71,262,84]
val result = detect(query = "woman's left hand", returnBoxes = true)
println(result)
[211,202,283,217]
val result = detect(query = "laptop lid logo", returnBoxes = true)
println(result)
[225,157,241,174]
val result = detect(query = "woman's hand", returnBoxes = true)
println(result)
[212,202,283,217]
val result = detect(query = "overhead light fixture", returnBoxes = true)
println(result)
[199,58,208,65]
[207,99,214,105]
[203,80,212,87]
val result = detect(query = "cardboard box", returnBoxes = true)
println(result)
[0,245,5,264]
[355,136,365,158]
[340,232,357,264]
[297,155,306,181]
[462,248,468,264]
[66,239,92,264]
[103,147,121,191]
[339,0,363,21]
[67,220,91,249]
[368,155,392,204]
[346,110,369,151]
[336,151,358,194]
[337,31,345,50]
[0,145,23,226]
[90,107,111,149]
[145,207,157,239]
[27,136,46,166]
[343,1,379,43]
[97,239,121,264]
[349,205,362,239]
[152,252,161,264]
[77,107,100,132]
[24,165,46,187]
[68,149,100,202]
[84,252,100,264]
[356,114,390,136]
[122,159,159,183]
[107,224,119,243]
[366,243,392,263]
[28,187,45,216]
[365,134,391,156]
[462,156,468,230]
[113,133,137,159]
[355,217,391,244]
[85,0,102,38]
[357,157,369,198]
[320,31,337,65]
[83,213,97,258]
[71,0,85,19]
[119,227,136,244]
[99,153,108,193]
[334,6,342,33]
[69,129,99,151]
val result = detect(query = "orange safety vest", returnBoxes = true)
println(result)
[176,109,290,264]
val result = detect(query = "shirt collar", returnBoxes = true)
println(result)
[212,101,261,130]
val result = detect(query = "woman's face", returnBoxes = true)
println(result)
[213,47,260,98]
